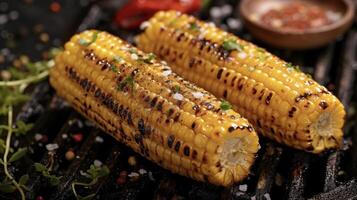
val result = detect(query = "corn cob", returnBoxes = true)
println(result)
[49,30,259,186]
[136,11,346,153]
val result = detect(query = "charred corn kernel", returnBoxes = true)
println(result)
[137,11,346,153]
[50,30,259,186]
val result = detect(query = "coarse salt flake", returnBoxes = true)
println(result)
[192,92,204,99]
[34,133,43,141]
[138,169,147,175]
[238,52,247,59]
[131,53,138,60]
[128,172,140,177]
[239,184,248,192]
[95,136,104,143]
[46,143,59,151]
[93,160,103,167]
[140,21,150,30]
[162,70,172,76]
[173,93,184,101]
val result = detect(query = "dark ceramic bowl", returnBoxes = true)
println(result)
[239,0,355,50]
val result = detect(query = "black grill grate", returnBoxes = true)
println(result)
[1,1,357,200]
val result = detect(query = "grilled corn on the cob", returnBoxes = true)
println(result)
[49,30,259,186]
[136,11,346,153]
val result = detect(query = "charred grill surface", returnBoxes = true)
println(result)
[0,0,356,199]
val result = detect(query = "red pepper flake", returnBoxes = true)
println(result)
[40,135,48,143]
[50,2,61,13]
[36,196,44,200]
[116,171,127,185]
[258,2,341,32]
[72,133,83,142]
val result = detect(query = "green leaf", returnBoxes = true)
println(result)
[220,100,232,111]
[3,91,29,106]
[222,39,243,52]
[78,193,96,200]
[19,174,29,186]
[9,147,27,162]
[97,165,110,178]
[86,164,109,180]
[8,68,27,80]
[48,175,61,186]
[15,120,33,135]
[0,183,16,193]
[34,162,47,172]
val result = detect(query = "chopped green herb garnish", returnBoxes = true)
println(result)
[117,75,134,91]
[173,85,180,93]
[113,55,123,63]
[286,62,300,72]
[222,39,243,52]
[78,38,90,46]
[110,64,118,72]
[189,22,200,32]
[78,31,99,47]
[128,48,137,54]
[142,53,156,64]
[220,100,232,111]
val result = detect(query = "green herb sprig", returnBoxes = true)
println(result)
[222,39,243,52]
[34,162,62,186]
[71,164,110,200]
[0,48,60,200]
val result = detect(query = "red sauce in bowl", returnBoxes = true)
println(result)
[258,2,342,31]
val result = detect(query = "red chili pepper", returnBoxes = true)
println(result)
[72,133,83,142]
[115,0,202,29]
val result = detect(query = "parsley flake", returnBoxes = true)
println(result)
[117,75,134,91]
[173,85,180,93]
[286,62,300,72]
[189,22,200,32]
[142,53,156,64]
[110,64,118,72]
[222,39,243,52]
[220,100,232,111]
[113,55,123,63]
[78,31,99,47]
